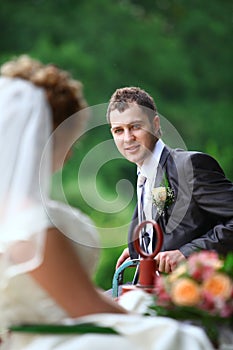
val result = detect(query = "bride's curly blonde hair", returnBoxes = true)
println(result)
[0,55,88,128]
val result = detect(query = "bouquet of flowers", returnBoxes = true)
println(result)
[150,251,233,348]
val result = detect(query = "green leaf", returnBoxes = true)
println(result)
[9,323,119,335]
[221,252,233,279]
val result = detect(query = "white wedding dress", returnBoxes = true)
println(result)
[0,202,215,350]
[0,200,100,348]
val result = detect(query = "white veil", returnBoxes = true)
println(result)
[0,77,52,281]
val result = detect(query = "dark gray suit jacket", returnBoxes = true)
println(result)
[128,146,233,259]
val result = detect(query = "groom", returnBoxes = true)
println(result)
[107,86,233,274]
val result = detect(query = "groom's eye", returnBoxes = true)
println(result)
[113,128,123,134]
[131,124,141,130]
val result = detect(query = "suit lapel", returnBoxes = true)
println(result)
[154,146,170,186]
[152,146,171,220]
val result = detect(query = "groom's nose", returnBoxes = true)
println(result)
[124,128,135,142]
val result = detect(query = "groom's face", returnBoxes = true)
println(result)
[110,102,159,166]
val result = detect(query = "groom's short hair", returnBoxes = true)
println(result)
[106,86,158,124]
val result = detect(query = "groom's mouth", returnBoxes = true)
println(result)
[124,145,140,153]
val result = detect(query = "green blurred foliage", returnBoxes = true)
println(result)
[1,0,232,289]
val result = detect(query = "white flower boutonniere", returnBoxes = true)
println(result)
[152,175,174,216]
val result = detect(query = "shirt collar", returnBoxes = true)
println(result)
[137,139,165,181]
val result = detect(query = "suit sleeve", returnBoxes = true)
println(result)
[180,153,233,256]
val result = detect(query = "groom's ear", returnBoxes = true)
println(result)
[153,115,160,134]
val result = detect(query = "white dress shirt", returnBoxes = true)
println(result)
[137,139,165,253]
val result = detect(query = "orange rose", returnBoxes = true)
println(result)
[203,273,232,299]
[171,278,201,306]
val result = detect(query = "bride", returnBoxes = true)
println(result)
[0,55,127,347]
[0,55,214,350]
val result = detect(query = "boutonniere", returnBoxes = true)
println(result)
[152,174,174,216]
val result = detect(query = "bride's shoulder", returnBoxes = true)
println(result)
[46,200,100,275]
[46,200,97,238]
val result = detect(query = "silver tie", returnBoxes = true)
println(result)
[137,174,150,253]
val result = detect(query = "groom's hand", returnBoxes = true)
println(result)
[115,248,130,270]
[155,250,185,273]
